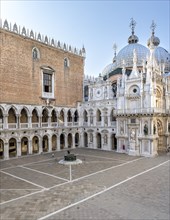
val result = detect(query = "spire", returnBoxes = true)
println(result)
[113,43,117,63]
[128,18,139,44]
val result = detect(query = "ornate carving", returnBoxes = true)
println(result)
[21,27,26,36]
[30,30,34,39]
[3,20,9,30]
[37,33,41,41]
[51,39,55,46]
[13,23,18,33]
[44,36,48,44]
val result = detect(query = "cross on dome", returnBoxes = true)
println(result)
[129,18,136,35]
[150,20,156,35]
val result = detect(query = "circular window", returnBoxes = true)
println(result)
[133,88,137,93]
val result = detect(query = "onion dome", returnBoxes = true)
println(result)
[147,21,160,47]
[128,18,139,44]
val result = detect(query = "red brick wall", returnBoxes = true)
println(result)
[0,29,84,107]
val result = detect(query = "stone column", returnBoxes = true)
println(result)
[39,137,43,154]
[48,115,51,128]
[57,135,60,151]
[28,139,32,154]
[80,131,84,148]
[3,114,8,129]
[101,114,104,127]
[28,116,32,129]
[64,133,68,149]
[17,114,20,129]
[64,112,67,127]
[108,133,112,151]
[93,132,96,149]
[72,133,75,149]
[4,141,9,160]
[39,116,42,128]
[48,135,52,152]
[17,141,21,157]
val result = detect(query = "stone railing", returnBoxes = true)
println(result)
[115,107,168,115]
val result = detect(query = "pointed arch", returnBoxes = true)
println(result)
[21,137,29,155]
[9,138,17,158]
[96,109,101,122]
[32,136,39,154]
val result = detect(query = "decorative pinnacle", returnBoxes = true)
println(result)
[113,43,117,56]
[150,20,156,35]
[129,18,136,35]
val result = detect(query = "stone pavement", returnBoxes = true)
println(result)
[0,148,169,220]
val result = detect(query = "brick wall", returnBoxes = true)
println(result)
[0,29,84,107]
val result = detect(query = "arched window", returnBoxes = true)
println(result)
[32,47,40,59]
[84,85,89,101]
[64,58,69,68]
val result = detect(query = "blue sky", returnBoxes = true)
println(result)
[1,0,169,76]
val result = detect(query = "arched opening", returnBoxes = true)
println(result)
[9,138,17,158]
[67,110,72,122]
[111,134,117,150]
[75,133,79,147]
[20,109,28,123]
[52,135,57,151]
[68,133,72,148]
[42,109,48,122]
[157,120,165,151]
[32,136,39,154]
[74,110,79,123]
[20,109,28,128]
[59,109,64,125]
[0,109,3,129]
[60,134,65,149]
[97,133,102,149]
[21,137,29,155]
[42,135,49,152]
[83,110,88,123]
[32,109,39,126]
[84,132,88,147]
[0,139,4,159]
[96,109,101,122]
[110,109,116,121]
[51,110,57,122]
[8,108,17,129]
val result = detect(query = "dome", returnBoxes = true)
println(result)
[102,63,116,76]
[154,47,170,72]
[128,34,139,44]
[147,35,160,47]
[115,43,149,68]
[154,47,170,63]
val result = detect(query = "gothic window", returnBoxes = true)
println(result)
[64,58,69,68]
[32,47,40,60]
